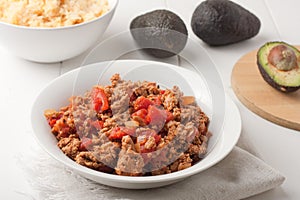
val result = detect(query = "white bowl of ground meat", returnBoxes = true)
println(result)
[0,0,118,63]
[31,60,241,189]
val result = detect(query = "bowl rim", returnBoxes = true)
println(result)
[31,59,241,184]
[0,0,119,31]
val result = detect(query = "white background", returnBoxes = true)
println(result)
[0,0,299,199]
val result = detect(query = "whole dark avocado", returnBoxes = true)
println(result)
[257,41,300,93]
[191,0,261,46]
[130,10,188,58]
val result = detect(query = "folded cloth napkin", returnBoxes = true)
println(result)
[18,143,285,200]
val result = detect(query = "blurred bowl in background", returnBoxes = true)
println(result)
[0,0,118,63]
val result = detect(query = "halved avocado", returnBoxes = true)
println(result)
[257,41,300,93]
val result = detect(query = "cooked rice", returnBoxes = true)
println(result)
[0,0,109,27]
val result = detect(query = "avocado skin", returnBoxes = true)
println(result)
[191,0,260,46]
[130,10,188,58]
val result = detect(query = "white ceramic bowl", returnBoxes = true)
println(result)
[0,0,118,63]
[31,60,241,189]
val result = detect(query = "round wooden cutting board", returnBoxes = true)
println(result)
[231,46,300,131]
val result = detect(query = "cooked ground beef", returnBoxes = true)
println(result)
[44,74,210,176]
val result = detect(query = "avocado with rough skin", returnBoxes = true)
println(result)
[130,10,188,58]
[257,41,300,93]
[191,0,260,46]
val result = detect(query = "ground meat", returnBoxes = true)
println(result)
[110,74,122,87]
[75,151,114,173]
[134,81,160,97]
[199,113,210,135]
[111,90,130,115]
[71,95,99,138]
[177,153,193,171]
[45,107,75,139]
[151,166,171,175]
[110,77,139,126]
[101,117,116,133]
[93,142,120,168]
[115,136,144,176]
[57,135,80,159]
[144,136,156,150]
[91,132,109,146]
[45,74,211,176]
[180,106,201,124]
[150,153,192,175]
[162,89,179,111]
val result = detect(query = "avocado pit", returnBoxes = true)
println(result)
[268,44,298,71]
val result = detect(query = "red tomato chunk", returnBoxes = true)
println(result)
[91,87,109,113]
[108,126,136,140]
[134,96,153,111]
[79,137,93,151]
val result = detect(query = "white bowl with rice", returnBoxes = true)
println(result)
[0,0,118,63]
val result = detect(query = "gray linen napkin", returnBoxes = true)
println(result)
[18,144,285,200]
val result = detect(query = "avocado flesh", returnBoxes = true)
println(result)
[257,42,300,92]
[191,0,261,46]
[130,10,188,58]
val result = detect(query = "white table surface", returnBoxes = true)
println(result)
[1,0,299,199]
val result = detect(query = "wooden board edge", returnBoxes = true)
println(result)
[231,54,300,132]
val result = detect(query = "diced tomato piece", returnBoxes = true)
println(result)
[165,110,174,122]
[109,131,127,140]
[153,134,161,144]
[160,90,165,94]
[153,95,162,105]
[132,108,148,119]
[134,96,153,111]
[146,105,167,126]
[137,130,162,164]
[137,130,161,147]
[140,146,155,153]
[121,127,136,136]
[79,137,93,151]
[91,87,109,113]
[90,120,104,130]
[47,113,63,128]
[108,127,126,140]
[131,108,148,125]
[48,118,57,128]
[108,126,136,140]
